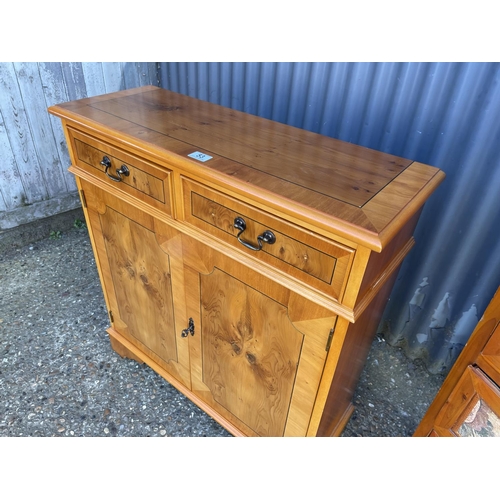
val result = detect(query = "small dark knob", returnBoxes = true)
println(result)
[181,318,195,338]
[100,156,112,169]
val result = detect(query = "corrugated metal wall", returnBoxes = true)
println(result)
[159,62,500,374]
[0,62,159,230]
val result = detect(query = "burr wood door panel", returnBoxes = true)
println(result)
[200,268,302,437]
[180,234,338,437]
[81,180,191,388]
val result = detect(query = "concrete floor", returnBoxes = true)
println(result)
[0,209,446,437]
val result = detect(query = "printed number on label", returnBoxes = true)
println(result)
[188,151,213,162]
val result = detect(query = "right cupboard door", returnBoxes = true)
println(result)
[180,233,338,437]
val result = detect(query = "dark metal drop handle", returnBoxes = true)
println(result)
[181,318,195,338]
[233,217,276,252]
[100,156,130,182]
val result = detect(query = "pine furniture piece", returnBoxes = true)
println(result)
[414,286,500,437]
[49,86,445,437]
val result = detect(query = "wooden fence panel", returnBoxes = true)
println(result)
[0,63,47,206]
[0,62,159,231]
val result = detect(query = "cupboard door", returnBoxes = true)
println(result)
[80,179,191,387]
[181,235,337,437]
[201,268,302,437]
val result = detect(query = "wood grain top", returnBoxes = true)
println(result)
[49,85,445,251]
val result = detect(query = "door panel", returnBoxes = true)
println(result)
[201,268,303,437]
[81,179,191,387]
[100,206,178,364]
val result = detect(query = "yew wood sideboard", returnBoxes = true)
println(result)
[49,86,445,437]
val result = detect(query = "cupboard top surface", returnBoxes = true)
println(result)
[49,86,445,251]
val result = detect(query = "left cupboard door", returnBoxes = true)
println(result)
[78,178,192,388]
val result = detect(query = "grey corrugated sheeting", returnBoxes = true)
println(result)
[159,62,500,374]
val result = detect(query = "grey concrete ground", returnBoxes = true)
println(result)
[0,210,446,437]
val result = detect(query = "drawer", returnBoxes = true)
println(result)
[181,177,355,301]
[68,127,173,216]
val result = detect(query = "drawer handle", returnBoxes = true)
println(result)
[100,156,130,182]
[234,217,276,252]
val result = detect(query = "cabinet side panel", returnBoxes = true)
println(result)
[316,270,400,436]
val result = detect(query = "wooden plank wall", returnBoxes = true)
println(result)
[0,62,159,231]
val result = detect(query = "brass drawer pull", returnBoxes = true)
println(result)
[234,217,276,252]
[100,155,130,182]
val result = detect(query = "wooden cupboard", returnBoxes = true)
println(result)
[414,286,500,437]
[49,86,445,436]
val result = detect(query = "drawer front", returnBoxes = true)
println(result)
[68,127,173,216]
[181,177,355,301]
